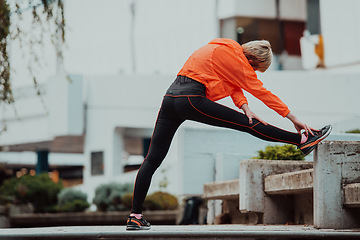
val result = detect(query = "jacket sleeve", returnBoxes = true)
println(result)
[230,89,248,109]
[240,69,290,117]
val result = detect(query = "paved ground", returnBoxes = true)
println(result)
[1,225,360,240]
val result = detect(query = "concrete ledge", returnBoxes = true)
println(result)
[203,179,239,200]
[264,169,313,195]
[239,159,313,213]
[344,183,360,207]
[1,225,360,240]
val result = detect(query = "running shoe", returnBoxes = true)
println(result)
[298,125,332,156]
[126,216,151,230]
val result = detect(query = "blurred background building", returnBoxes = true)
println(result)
[0,0,359,206]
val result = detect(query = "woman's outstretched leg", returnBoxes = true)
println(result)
[181,96,301,145]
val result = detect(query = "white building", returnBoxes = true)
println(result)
[1,0,360,205]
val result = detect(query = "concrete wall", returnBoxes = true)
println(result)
[321,0,360,67]
[218,0,277,19]
[63,0,218,76]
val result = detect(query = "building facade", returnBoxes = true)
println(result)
[1,0,360,205]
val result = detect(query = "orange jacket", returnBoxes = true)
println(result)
[178,38,290,117]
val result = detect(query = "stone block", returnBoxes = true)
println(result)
[314,140,360,229]
[203,179,239,200]
[264,169,313,195]
[239,159,313,213]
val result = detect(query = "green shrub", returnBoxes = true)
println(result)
[93,182,133,211]
[57,188,89,212]
[0,173,63,213]
[143,191,178,211]
[58,199,90,213]
[255,144,305,160]
[346,129,360,134]
[58,188,88,205]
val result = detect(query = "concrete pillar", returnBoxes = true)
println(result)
[113,128,125,176]
[207,153,242,225]
[36,150,49,174]
[206,200,222,225]
[313,141,360,229]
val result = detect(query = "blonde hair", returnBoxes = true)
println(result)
[241,40,273,72]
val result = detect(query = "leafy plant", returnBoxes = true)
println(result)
[255,144,305,160]
[57,188,89,212]
[0,173,63,213]
[93,182,133,212]
[58,199,89,213]
[107,190,178,211]
[346,129,360,134]
[143,191,178,211]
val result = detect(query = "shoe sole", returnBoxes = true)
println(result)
[299,125,332,150]
[126,225,151,230]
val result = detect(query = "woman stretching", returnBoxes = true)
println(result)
[126,38,331,230]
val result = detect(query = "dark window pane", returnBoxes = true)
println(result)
[91,151,104,175]
[307,0,321,34]
[283,21,305,55]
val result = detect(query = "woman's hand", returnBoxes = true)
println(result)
[286,112,318,136]
[241,104,268,126]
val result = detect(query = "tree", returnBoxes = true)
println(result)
[0,0,65,109]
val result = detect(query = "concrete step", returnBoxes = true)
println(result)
[203,179,239,200]
[264,169,313,195]
[1,225,360,239]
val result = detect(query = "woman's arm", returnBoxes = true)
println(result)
[286,112,318,136]
[241,103,268,126]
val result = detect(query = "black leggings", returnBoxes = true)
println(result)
[131,76,301,213]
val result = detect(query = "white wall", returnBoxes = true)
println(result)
[218,0,277,19]
[8,5,57,88]
[63,0,219,76]
[279,0,306,21]
[320,0,360,67]
[242,69,360,133]
[0,85,49,145]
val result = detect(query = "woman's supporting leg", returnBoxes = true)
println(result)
[131,99,184,213]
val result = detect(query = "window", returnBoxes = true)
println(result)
[91,151,104,175]
[306,0,320,35]
[221,17,305,62]
[123,137,151,172]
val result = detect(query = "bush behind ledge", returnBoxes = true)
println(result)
[122,191,178,211]
[255,144,305,161]
[0,173,63,213]
[57,188,90,213]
